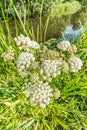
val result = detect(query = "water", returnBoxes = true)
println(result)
[1,7,87,42]
[62,24,83,42]
[29,6,87,42]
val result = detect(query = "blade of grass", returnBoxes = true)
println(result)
[22,119,35,130]
[55,118,70,130]
[13,6,28,36]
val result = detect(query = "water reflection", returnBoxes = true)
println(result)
[1,7,87,42]
[43,7,87,41]
[62,24,83,42]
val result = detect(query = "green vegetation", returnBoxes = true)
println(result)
[0,0,87,130]
[0,0,81,18]
[50,1,81,17]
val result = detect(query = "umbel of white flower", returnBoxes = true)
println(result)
[28,81,53,108]
[14,34,40,51]
[68,56,82,72]
[57,40,71,51]
[1,46,14,61]
[17,52,35,72]
[40,60,62,81]
[57,40,77,54]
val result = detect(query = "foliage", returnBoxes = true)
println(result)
[77,0,87,5]
[30,0,65,17]
[50,1,81,18]
[0,0,81,18]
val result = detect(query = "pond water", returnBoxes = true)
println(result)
[29,7,87,42]
[1,7,87,43]
[61,24,83,42]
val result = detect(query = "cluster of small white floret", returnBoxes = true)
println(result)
[1,46,14,61]
[68,56,82,72]
[57,40,83,72]
[57,40,77,54]
[57,40,71,51]
[28,81,53,108]
[2,38,82,108]
[17,52,35,72]
[40,60,62,81]
[14,34,40,51]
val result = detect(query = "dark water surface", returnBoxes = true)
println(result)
[1,7,87,42]
[28,7,87,42]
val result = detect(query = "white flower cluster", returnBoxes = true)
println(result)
[40,60,62,81]
[14,34,40,51]
[17,52,35,72]
[57,40,77,54]
[57,40,82,73]
[1,46,14,61]
[57,40,71,51]
[28,81,53,108]
[68,56,82,72]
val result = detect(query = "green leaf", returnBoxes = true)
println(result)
[13,120,28,130]
[34,122,39,130]
[22,119,35,130]
[55,118,70,130]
